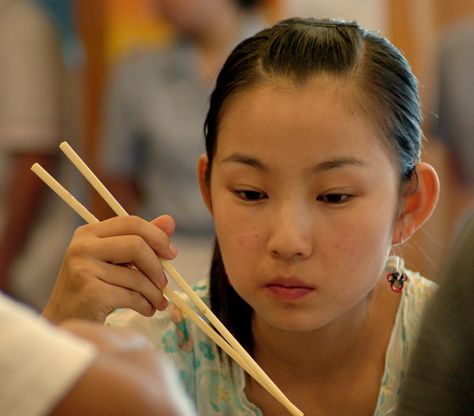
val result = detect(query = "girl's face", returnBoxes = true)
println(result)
[206,77,401,333]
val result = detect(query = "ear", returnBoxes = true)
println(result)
[392,162,440,244]
[197,153,213,214]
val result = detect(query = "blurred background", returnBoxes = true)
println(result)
[1,0,473,310]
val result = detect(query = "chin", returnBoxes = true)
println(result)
[257,309,330,333]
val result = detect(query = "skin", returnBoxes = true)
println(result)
[197,76,439,414]
[207,78,400,332]
[44,75,439,414]
[43,215,176,323]
[52,320,191,416]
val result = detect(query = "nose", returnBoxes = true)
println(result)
[267,202,313,260]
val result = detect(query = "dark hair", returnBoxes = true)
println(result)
[204,17,422,354]
[235,0,262,10]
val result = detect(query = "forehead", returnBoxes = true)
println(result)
[216,77,394,166]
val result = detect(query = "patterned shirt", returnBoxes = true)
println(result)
[106,262,437,415]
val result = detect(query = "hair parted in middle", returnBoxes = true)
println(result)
[203,17,422,355]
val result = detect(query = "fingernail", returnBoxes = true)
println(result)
[168,242,177,257]
[159,272,168,288]
[160,298,169,310]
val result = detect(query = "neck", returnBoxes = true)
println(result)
[251,278,400,381]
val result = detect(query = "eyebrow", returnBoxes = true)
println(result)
[311,157,366,174]
[219,153,366,174]
[220,153,267,170]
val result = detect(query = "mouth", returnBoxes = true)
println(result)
[264,278,315,301]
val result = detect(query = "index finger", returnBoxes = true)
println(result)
[80,215,176,260]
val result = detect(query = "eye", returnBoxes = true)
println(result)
[235,190,267,201]
[317,193,351,204]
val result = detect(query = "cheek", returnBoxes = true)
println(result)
[216,219,265,255]
[212,193,266,251]
[235,231,264,250]
[333,223,383,255]
[325,209,394,277]
[213,205,267,276]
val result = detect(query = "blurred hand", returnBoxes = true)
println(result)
[53,319,195,416]
[43,215,177,323]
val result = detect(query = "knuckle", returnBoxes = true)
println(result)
[81,282,102,304]
[130,290,144,308]
[65,240,86,258]
[73,223,93,238]
[128,235,146,253]
[130,269,143,289]
[130,291,153,316]
[70,263,97,288]
[72,225,86,238]
[81,283,112,319]
[73,264,90,282]
[127,215,145,230]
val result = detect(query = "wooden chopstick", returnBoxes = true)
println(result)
[31,163,98,224]
[58,142,303,416]
[32,162,261,370]
[32,142,303,416]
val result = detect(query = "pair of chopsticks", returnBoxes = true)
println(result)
[32,141,303,416]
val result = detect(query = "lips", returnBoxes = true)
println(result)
[264,277,315,301]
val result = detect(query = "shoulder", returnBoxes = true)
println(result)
[383,261,438,363]
[107,279,233,406]
[385,256,438,308]
[375,270,438,413]
[399,269,438,337]
[105,279,213,368]
[404,269,438,302]
[390,269,438,360]
[0,294,96,416]
[106,281,256,413]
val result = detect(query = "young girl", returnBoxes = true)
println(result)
[43,18,440,415]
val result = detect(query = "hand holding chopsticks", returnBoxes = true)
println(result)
[33,141,303,416]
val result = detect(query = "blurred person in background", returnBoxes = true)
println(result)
[0,291,195,416]
[0,0,84,310]
[413,13,474,282]
[430,15,474,232]
[98,0,265,283]
[396,206,474,415]
[0,0,63,291]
